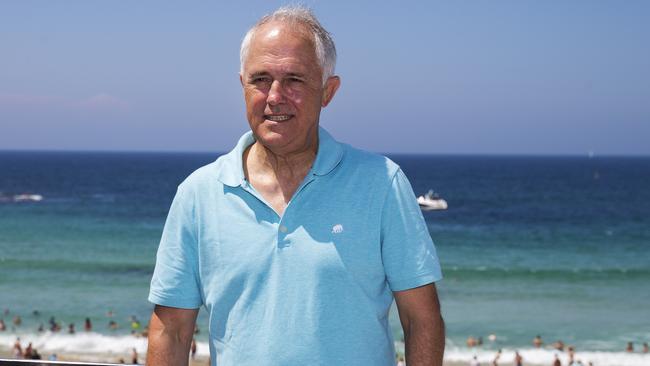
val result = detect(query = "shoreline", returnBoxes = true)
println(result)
[2,335,649,366]
[0,344,510,366]
[6,346,648,366]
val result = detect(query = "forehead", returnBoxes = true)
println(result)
[244,21,320,74]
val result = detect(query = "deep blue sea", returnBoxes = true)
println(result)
[1,151,649,365]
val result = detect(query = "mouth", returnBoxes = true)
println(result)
[264,114,293,122]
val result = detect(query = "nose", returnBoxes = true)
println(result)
[266,80,285,105]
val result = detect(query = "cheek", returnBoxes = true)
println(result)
[288,95,303,106]
[285,89,307,107]
[245,91,267,110]
[292,88,323,109]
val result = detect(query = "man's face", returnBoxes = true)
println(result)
[240,22,339,155]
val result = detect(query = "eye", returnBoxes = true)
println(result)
[250,76,271,84]
[288,77,303,83]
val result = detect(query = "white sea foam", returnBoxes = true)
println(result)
[0,332,210,357]
[2,333,649,365]
[445,347,650,366]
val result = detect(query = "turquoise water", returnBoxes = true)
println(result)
[1,152,649,364]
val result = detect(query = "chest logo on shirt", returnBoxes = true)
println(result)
[331,224,344,234]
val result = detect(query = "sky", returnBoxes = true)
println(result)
[1,0,649,155]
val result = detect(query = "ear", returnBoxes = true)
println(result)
[321,76,341,107]
[239,73,244,87]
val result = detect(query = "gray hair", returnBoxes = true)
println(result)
[239,5,337,85]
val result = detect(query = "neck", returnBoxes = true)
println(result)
[244,138,318,183]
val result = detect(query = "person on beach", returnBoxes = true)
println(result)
[553,353,561,366]
[12,338,22,358]
[23,342,33,359]
[131,348,138,364]
[85,317,92,332]
[626,341,634,352]
[533,334,543,348]
[467,336,478,347]
[146,5,444,366]
[492,349,502,366]
[0,318,5,331]
[514,351,523,366]
[643,342,649,353]
[26,347,41,360]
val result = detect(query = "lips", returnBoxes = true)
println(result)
[264,114,293,122]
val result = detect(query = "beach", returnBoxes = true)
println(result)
[2,332,649,366]
[0,345,210,365]
[0,344,514,366]
[3,346,648,366]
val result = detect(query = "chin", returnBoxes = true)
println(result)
[254,127,293,148]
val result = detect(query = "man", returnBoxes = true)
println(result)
[147,6,444,366]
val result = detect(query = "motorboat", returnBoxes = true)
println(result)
[417,190,447,211]
[13,194,44,202]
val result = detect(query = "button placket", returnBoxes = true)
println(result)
[275,174,316,248]
[277,218,291,248]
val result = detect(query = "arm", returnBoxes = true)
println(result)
[146,305,199,366]
[394,283,445,366]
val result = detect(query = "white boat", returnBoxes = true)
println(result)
[13,194,44,202]
[417,190,447,211]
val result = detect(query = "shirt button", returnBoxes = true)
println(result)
[279,225,288,233]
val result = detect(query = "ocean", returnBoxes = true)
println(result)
[1,151,649,366]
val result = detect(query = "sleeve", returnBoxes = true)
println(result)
[381,168,443,292]
[148,183,203,309]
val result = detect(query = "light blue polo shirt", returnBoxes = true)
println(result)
[149,127,442,366]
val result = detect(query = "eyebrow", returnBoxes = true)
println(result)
[248,72,270,80]
[285,72,306,79]
[247,71,307,79]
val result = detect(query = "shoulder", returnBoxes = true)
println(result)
[176,157,224,194]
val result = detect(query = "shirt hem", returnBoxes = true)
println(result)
[148,291,202,309]
[389,271,443,292]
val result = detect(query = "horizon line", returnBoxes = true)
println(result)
[1,148,648,158]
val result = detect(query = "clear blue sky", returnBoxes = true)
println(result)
[1,0,648,155]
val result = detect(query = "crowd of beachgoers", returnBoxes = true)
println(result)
[1,310,144,335]
[2,308,649,366]
[0,307,200,364]
[463,334,649,366]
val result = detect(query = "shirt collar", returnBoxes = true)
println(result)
[216,126,344,187]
